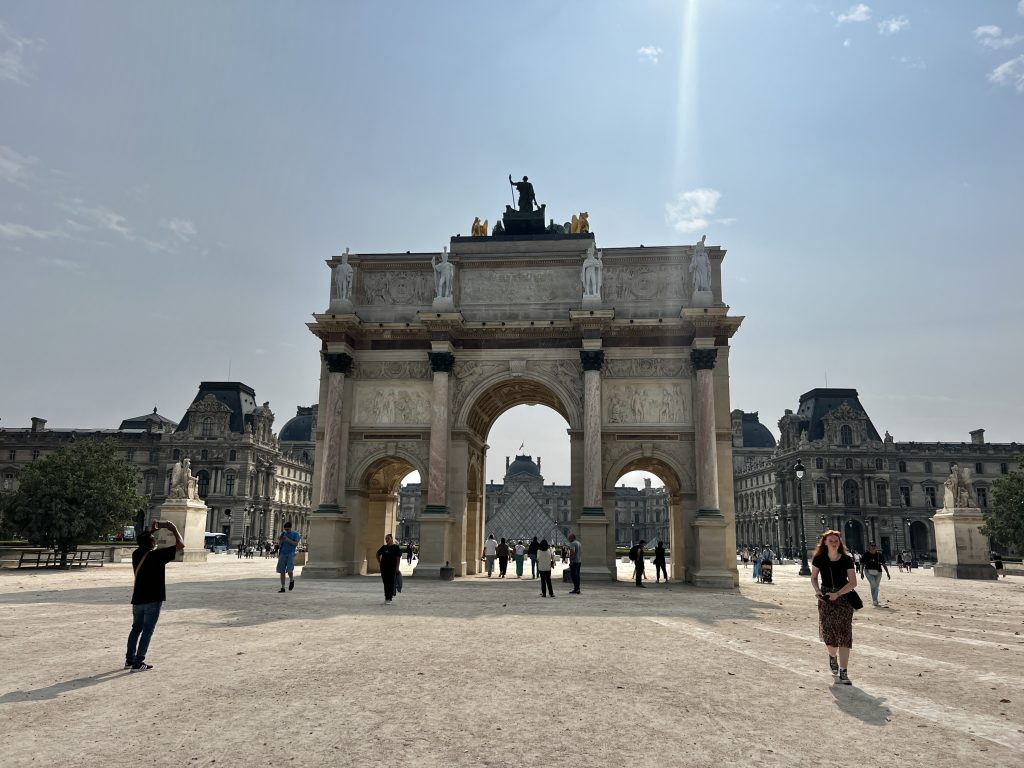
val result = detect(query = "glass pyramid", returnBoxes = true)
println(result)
[486,485,568,545]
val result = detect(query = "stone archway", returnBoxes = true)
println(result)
[844,518,865,554]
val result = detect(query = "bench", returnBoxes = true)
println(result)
[17,549,106,568]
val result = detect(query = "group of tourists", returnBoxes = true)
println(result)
[627,540,668,586]
[739,546,777,582]
[236,541,283,559]
[479,532,582,595]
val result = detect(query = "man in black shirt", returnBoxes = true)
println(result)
[376,533,402,605]
[125,520,184,672]
[860,542,890,607]
[527,536,539,579]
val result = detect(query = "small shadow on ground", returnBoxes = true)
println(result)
[0,668,126,704]
[829,683,891,726]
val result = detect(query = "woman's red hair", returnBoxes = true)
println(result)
[812,529,848,559]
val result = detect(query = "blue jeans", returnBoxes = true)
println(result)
[126,601,162,666]
[569,562,581,592]
[865,571,882,604]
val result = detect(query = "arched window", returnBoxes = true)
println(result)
[197,470,210,498]
[976,487,988,507]
[842,480,860,507]
[840,425,853,446]
[815,457,824,470]
[144,472,156,495]
[201,417,213,437]
[229,450,237,461]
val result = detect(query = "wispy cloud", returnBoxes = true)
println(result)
[989,55,1024,93]
[636,45,664,64]
[0,144,37,187]
[878,16,909,35]
[39,256,84,275]
[895,55,926,70]
[974,26,1024,50]
[161,217,197,242]
[665,188,725,234]
[835,4,871,25]
[61,199,133,240]
[0,22,44,85]
[0,222,56,240]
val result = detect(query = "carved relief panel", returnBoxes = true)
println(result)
[603,381,692,425]
[357,270,433,306]
[352,382,432,426]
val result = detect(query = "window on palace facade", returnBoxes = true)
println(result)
[201,418,213,437]
[229,450,237,461]
[816,483,827,505]
[898,460,907,473]
[875,458,883,470]
[924,486,936,507]
[149,450,158,464]
[197,470,210,498]
[815,457,824,470]
[840,425,853,446]
[843,480,859,507]
[173,449,180,460]
[225,475,235,496]
[975,462,983,475]
[876,483,887,506]
[1001,462,1009,475]
[125,450,135,462]
[7,450,14,461]
[144,473,155,495]
[845,458,853,470]
[976,487,988,508]
[899,486,911,506]
[31,449,39,460]
[3,473,14,490]
[201,449,208,461]
[924,461,932,474]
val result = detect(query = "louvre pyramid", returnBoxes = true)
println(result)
[486,485,567,545]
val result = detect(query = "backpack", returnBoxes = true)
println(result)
[628,546,638,562]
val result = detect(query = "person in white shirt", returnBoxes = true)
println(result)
[481,534,497,578]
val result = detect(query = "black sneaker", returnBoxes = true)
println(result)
[124,661,133,670]
[838,669,852,685]
[131,663,153,673]
[829,656,839,675]
[278,587,286,593]
[288,580,295,591]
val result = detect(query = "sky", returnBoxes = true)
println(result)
[2,1,1023,488]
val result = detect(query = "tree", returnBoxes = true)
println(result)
[1,439,147,567]
[981,456,1024,556]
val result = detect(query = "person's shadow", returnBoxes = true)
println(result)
[829,683,891,726]
[0,669,126,704]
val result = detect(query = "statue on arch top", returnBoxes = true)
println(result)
[432,246,455,300]
[509,174,537,212]
[690,234,712,295]
[335,247,354,301]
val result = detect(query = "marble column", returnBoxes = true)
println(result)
[580,350,604,515]
[691,347,720,515]
[425,351,454,515]
[316,352,353,513]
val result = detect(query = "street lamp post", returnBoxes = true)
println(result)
[905,517,913,565]
[795,461,810,576]
[773,512,781,563]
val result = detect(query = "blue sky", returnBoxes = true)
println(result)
[2,1,1023,486]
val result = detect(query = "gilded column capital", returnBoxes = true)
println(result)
[322,352,353,375]
[428,351,455,373]
[690,348,718,371]
[580,350,605,372]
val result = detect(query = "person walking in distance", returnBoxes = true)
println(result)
[376,533,402,605]
[860,541,890,607]
[567,532,582,594]
[276,521,301,593]
[496,537,510,578]
[482,534,497,577]
[811,530,858,685]
[514,540,526,578]
[653,540,668,584]
[406,542,414,565]
[537,539,555,598]
[527,536,539,579]
[631,540,647,587]
[125,520,185,672]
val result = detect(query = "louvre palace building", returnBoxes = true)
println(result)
[0,382,314,545]
[732,388,1021,560]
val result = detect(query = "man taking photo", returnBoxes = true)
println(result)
[125,519,184,672]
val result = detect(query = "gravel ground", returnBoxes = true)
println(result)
[1,555,1021,767]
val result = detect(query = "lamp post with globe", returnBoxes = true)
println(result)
[795,461,810,576]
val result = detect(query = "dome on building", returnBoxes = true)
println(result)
[280,406,315,442]
[506,454,541,478]
[742,413,777,448]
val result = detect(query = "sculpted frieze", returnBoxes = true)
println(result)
[353,382,432,426]
[451,361,508,414]
[351,360,430,380]
[358,270,433,306]
[602,358,691,379]
[460,267,575,304]
[603,265,684,303]
[604,381,691,425]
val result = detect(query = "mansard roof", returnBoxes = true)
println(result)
[176,382,258,435]
[796,388,882,442]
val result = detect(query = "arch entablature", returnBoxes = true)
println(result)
[455,371,581,438]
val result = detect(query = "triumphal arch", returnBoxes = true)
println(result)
[303,185,743,587]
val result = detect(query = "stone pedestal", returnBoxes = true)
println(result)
[581,296,602,310]
[578,515,616,580]
[414,514,454,577]
[932,507,997,580]
[691,290,714,308]
[691,514,733,587]
[155,498,208,562]
[302,511,350,579]
[327,298,354,314]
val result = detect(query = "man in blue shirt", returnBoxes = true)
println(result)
[277,521,301,592]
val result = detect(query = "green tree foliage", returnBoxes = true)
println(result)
[1,439,146,566]
[981,456,1024,555]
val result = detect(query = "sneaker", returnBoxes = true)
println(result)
[288,580,295,591]
[278,587,286,593]
[838,669,852,685]
[385,599,392,605]
[124,661,133,669]
[829,656,839,675]
[131,663,153,673]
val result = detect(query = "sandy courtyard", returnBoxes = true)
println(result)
[1,555,1021,767]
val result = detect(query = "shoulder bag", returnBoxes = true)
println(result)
[827,560,863,610]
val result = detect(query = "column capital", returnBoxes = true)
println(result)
[580,350,605,372]
[690,347,718,371]
[322,352,353,374]
[428,351,455,373]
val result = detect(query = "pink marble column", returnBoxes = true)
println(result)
[426,352,455,514]
[580,350,604,514]
[317,352,352,512]
[691,347,720,515]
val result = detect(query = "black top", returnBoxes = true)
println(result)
[131,546,178,604]
[653,544,666,564]
[861,551,886,571]
[812,552,855,592]
[528,539,539,556]
[377,544,402,571]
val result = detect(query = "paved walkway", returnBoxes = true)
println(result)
[1,556,1020,767]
